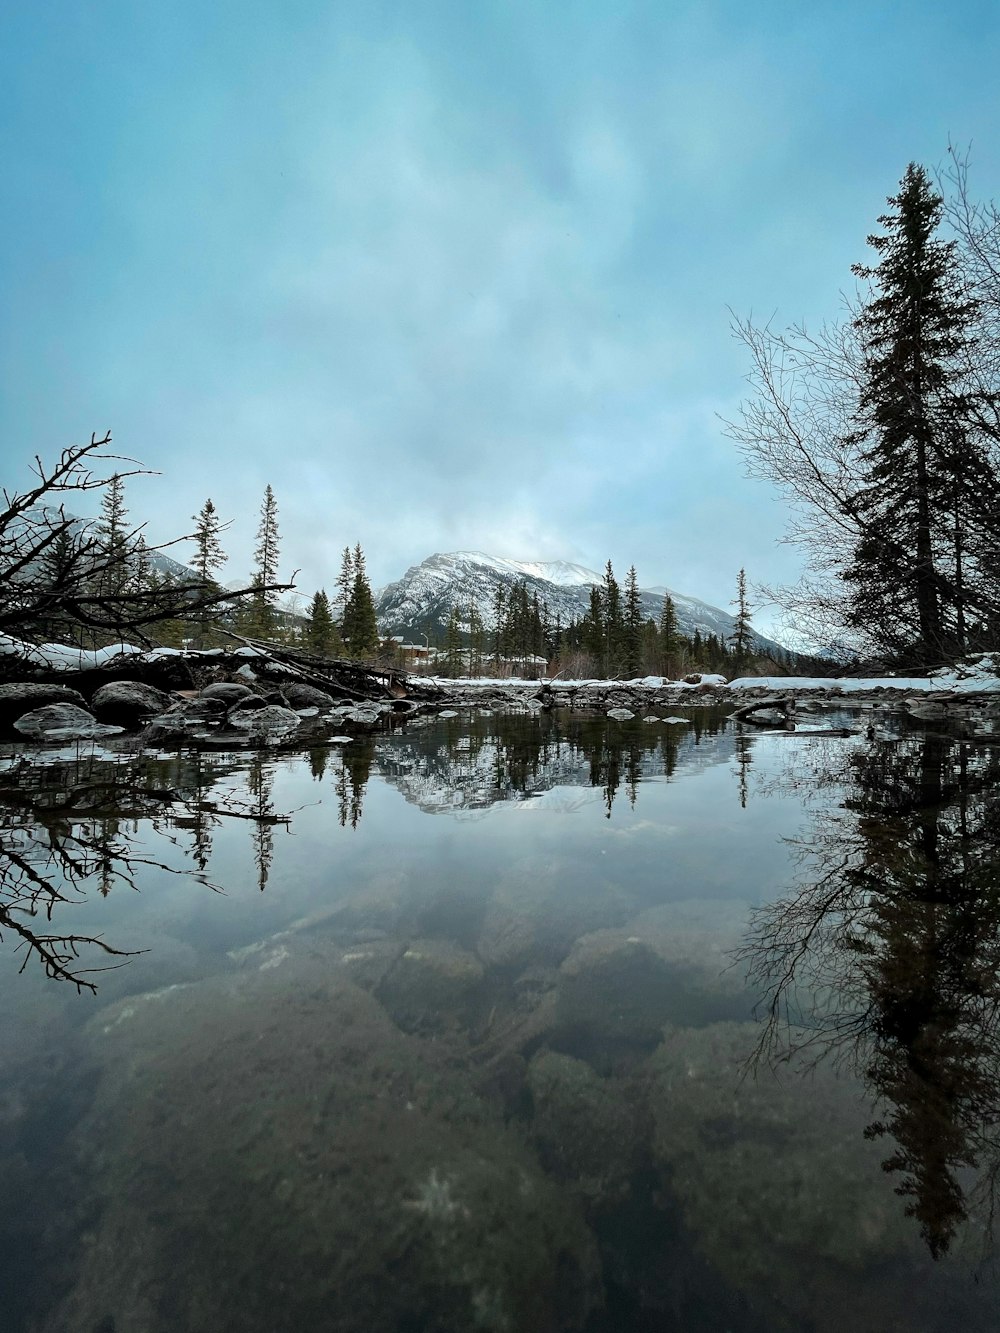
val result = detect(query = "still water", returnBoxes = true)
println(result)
[2,706,1000,1331]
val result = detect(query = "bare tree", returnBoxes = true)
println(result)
[0,432,293,652]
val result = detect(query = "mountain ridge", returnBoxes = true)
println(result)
[375,550,785,654]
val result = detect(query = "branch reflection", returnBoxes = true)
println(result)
[739,730,1000,1257]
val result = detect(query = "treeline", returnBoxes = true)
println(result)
[29,468,384,661]
[431,560,820,680]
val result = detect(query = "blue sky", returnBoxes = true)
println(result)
[3,1,999,629]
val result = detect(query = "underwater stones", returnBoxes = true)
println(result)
[0,681,88,728]
[52,966,600,1333]
[90,679,173,726]
[606,707,635,721]
[377,938,485,1032]
[646,1021,936,1332]
[553,932,681,1052]
[281,682,336,709]
[526,1049,646,1209]
[227,704,301,737]
[12,703,123,741]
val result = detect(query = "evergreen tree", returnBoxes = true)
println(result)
[845,164,990,664]
[336,546,354,622]
[96,473,131,598]
[192,498,227,584]
[601,560,622,676]
[252,485,281,635]
[583,585,604,667]
[190,498,228,646]
[729,567,753,664]
[342,543,379,658]
[623,565,643,677]
[306,589,337,656]
[444,605,463,678]
[658,592,681,678]
[469,601,485,677]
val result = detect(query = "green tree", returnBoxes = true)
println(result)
[601,560,622,676]
[306,589,338,657]
[342,543,379,658]
[845,164,991,664]
[729,567,753,665]
[658,592,681,678]
[190,498,228,646]
[251,485,281,635]
[623,565,643,677]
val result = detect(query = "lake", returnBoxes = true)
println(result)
[3,705,999,1331]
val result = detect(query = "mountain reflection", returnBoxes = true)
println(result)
[740,730,1000,1258]
[0,711,732,989]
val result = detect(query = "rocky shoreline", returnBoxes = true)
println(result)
[2,641,1000,748]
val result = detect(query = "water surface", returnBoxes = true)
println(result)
[2,706,999,1331]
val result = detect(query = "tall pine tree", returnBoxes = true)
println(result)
[845,164,987,664]
[251,485,281,635]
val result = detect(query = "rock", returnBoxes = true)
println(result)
[646,1022,946,1331]
[226,695,269,716]
[46,963,601,1333]
[90,680,173,726]
[12,703,123,741]
[341,706,384,725]
[0,681,88,729]
[606,708,635,721]
[377,938,485,1033]
[526,1049,646,1209]
[200,681,255,704]
[227,705,301,737]
[281,682,336,709]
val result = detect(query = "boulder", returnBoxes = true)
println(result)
[0,681,88,729]
[90,680,173,726]
[526,1049,646,1209]
[45,963,601,1333]
[200,681,255,705]
[281,682,336,709]
[13,703,123,741]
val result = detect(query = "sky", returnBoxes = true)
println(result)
[3,1,1000,633]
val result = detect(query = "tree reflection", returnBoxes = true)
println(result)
[739,731,1000,1257]
[0,748,290,988]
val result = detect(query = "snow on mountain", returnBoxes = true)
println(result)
[375,550,786,654]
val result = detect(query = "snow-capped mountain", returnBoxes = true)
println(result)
[375,550,785,653]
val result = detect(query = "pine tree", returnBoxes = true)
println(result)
[623,565,642,678]
[252,485,281,635]
[444,605,463,678]
[190,498,228,647]
[601,560,622,676]
[192,498,227,584]
[845,164,989,664]
[336,546,354,622]
[658,592,680,678]
[729,567,753,664]
[306,589,337,657]
[342,543,379,658]
[96,473,131,598]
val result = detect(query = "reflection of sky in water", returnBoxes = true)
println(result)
[2,715,830,1009]
[6,714,997,1332]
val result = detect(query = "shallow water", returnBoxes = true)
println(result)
[2,706,999,1331]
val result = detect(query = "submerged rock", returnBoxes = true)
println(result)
[227,704,301,737]
[47,962,601,1333]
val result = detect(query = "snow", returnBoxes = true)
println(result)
[0,635,142,670]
